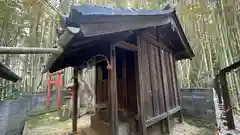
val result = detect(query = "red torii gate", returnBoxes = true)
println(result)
[47,71,64,109]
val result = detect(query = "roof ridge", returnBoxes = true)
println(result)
[70,4,174,16]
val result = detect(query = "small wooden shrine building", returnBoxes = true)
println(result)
[44,5,194,135]
[0,62,20,82]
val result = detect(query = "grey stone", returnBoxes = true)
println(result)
[180,88,216,124]
[0,91,67,135]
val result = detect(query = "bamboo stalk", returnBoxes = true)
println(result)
[0,47,62,54]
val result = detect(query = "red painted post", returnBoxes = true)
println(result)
[47,80,51,108]
[57,72,61,109]
[49,81,57,84]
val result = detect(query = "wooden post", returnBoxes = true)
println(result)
[219,72,235,129]
[57,72,62,109]
[47,80,51,108]
[72,67,79,134]
[214,75,222,104]
[108,44,118,135]
[122,50,127,109]
[136,37,147,135]
[172,57,184,123]
[162,118,170,134]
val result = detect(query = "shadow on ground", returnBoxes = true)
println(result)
[24,111,90,135]
[24,111,215,135]
[170,119,215,135]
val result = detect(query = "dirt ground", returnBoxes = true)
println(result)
[23,112,90,135]
[23,111,214,135]
[170,120,214,135]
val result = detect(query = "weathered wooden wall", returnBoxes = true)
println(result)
[95,49,138,114]
[93,31,181,134]
[137,33,180,123]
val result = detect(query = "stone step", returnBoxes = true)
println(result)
[81,127,99,135]
[91,116,130,135]
[91,116,110,135]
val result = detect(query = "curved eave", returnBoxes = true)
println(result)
[46,31,133,73]
[220,58,240,73]
[0,62,21,82]
[171,11,194,60]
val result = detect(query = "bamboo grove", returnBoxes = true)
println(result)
[1,0,240,109]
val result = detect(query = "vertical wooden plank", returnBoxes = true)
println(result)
[117,80,121,108]
[126,51,138,113]
[99,67,103,103]
[165,53,173,109]
[101,81,104,103]
[72,67,79,134]
[172,58,180,105]
[165,53,176,108]
[95,65,99,104]
[147,43,160,116]
[118,80,124,109]
[96,66,102,104]
[220,72,235,129]
[141,39,154,119]
[159,50,171,133]
[160,50,170,111]
[106,80,109,103]
[172,57,184,122]
[102,81,105,103]
[136,36,147,135]
[155,47,165,114]
[169,54,179,106]
[122,51,127,109]
[108,44,118,135]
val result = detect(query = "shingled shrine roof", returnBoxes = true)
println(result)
[44,5,194,73]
